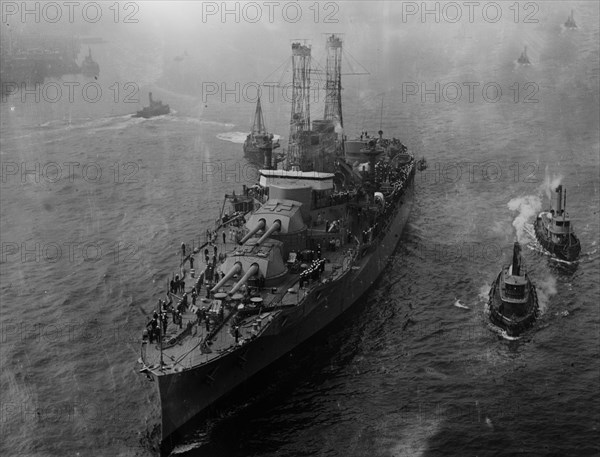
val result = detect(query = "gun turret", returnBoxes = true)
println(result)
[255,220,281,247]
[229,263,259,295]
[239,219,266,244]
[211,262,242,293]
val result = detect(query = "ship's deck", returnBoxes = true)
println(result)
[141,229,355,374]
[140,158,414,375]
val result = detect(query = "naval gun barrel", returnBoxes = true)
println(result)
[229,263,259,295]
[211,262,242,293]
[255,220,281,246]
[239,219,266,245]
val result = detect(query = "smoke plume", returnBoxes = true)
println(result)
[507,196,542,243]
[536,275,557,315]
[540,169,563,200]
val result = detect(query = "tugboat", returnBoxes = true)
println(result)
[489,242,539,336]
[564,10,577,29]
[534,185,581,261]
[80,47,99,78]
[133,92,170,118]
[517,46,531,65]
[243,96,280,162]
[137,35,420,446]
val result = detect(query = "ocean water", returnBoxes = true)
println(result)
[1,2,599,456]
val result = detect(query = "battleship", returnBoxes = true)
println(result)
[133,92,170,118]
[534,185,581,261]
[564,10,577,29]
[243,95,280,164]
[517,46,531,65]
[488,242,539,336]
[138,34,421,444]
[80,47,99,78]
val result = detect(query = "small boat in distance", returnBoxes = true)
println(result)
[517,46,531,65]
[489,242,539,336]
[534,185,581,261]
[564,10,577,29]
[243,96,280,161]
[133,92,170,118]
[80,47,99,78]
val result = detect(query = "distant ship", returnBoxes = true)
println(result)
[80,47,99,78]
[517,46,531,65]
[488,242,539,336]
[564,10,577,29]
[534,185,581,261]
[243,96,280,164]
[133,92,170,118]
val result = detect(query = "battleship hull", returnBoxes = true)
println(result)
[153,172,415,442]
[534,217,580,261]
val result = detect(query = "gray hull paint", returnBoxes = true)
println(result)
[156,176,415,441]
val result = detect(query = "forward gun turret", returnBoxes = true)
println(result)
[256,220,281,246]
[240,219,266,244]
[230,263,259,295]
[211,262,242,293]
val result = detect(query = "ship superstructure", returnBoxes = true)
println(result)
[243,95,280,164]
[81,47,99,78]
[534,185,581,261]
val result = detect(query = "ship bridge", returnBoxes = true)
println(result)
[547,213,572,234]
[500,266,529,304]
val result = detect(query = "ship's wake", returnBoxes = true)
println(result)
[217,131,282,144]
[488,322,522,341]
[176,117,235,128]
[217,131,249,144]
[453,298,470,309]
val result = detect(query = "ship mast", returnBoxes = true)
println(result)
[324,34,343,129]
[287,40,312,169]
[252,95,266,135]
[564,188,570,245]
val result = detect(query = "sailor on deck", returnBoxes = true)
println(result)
[147,312,160,343]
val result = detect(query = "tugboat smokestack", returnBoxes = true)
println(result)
[554,185,563,214]
[512,242,521,276]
